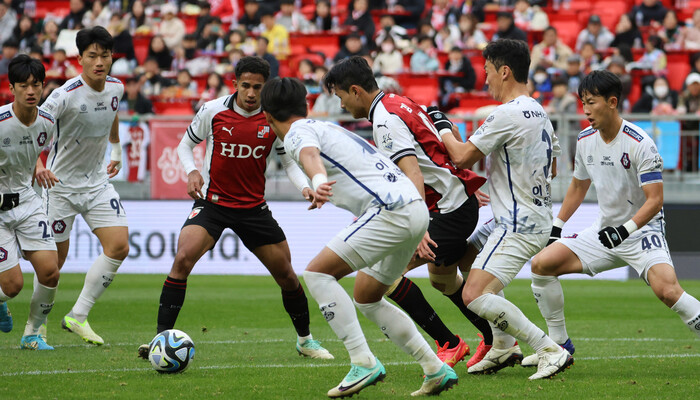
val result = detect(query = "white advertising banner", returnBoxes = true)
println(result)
[21,201,628,280]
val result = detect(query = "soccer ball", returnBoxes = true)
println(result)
[148,329,195,373]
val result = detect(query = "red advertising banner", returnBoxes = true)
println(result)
[149,120,206,199]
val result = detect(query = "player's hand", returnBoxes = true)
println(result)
[302,187,319,210]
[35,166,60,189]
[106,160,121,178]
[415,231,437,262]
[310,180,336,209]
[598,225,630,249]
[187,170,205,200]
[547,225,562,246]
[474,189,490,207]
[426,106,453,133]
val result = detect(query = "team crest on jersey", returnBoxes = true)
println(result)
[2,137,10,146]
[80,104,87,113]
[52,220,66,234]
[37,132,47,146]
[0,247,7,262]
[620,152,631,169]
[257,125,270,139]
[188,207,203,219]
[111,96,119,111]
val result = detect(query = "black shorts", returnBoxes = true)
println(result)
[428,194,479,266]
[182,199,286,251]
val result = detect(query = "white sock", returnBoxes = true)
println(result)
[531,273,569,344]
[71,254,121,322]
[298,334,313,343]
[490,290,516,349]
[0,286,10,302]
[304,271,375,368]
[23,278,56,336]
[671,292,700,338]
[467,293,558,354]
[355,298,443,376]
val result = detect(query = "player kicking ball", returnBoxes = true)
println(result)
[261,76,457,398]
[0,55,60,350]
[522,70,700,366]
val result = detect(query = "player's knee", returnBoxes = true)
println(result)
[429,272,462,296]
[531,252,555,275]
[172,250,197,277]
[655,284,684,307]
[462,286,482,306]
[37,268,60,288]
[1,279,23,298]
[106,241,129,261]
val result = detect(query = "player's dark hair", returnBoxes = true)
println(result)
[482,39,530,84]
[8,54,45,85]
[577,70,622,102]
[235,56,270,81]
[76,26,114,56]
[324,55,378,93]
[261,77,308,122]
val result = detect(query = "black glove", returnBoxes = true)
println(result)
[598,225,630,249]
[426,106,453,133]
[547,225,562,246]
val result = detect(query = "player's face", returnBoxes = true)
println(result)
[10,75,43,109]
[334,87,365,119]
[78,43,113,83]
[581,92,615,130]
[234,72,265,113]
[484,60,503,102]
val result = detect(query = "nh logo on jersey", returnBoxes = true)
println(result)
[37,132,47,146]
[620,152,631,169]
[52,220,66,234]
[111,96,119,111]
[188,207,203,219]
[222,126,234,135]
[0,247,6,262]
[257,125,270,139]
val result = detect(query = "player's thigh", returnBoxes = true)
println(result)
[460,218,497,275]
[93,225,129,259]
[617,230,674,285]
[172,225,217,276]
[428,195,479,267]
[252,241,300,289]
[531,242,583,276]
[23,249,59,287]
[557,226,626,278]
[44,191,79,242]
[82,185,128,233]
[230,202,286,254]
[463,268,506,304]
[305,246,355,279]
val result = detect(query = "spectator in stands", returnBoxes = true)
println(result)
[435,25,459,52]
[373,36,404,75]
[629,35,667,74]
[0,38,18,75]
[532,64,552,91]
[82,0,112,28]
[276,0,313,33]
[124,0,152,35]
[147,35,173,71]
[611,12,643,50]
[492,11,528,43]
[658,10,683,50]
[333,32,367,63]
[457,13,487,50]
[632,75,678,113]
[216,48,245,75]
[297,58,317,86]
[254,36,280,77]
[677,72,700,171]
[415,18,436,41]
[195,1,214,37]
[46,48,78,78]
[14,15,37,54]
[107,14,136,65]
[630,0,667,27]
[28,46,43,61]
[410,34,440,73]
[563,54,584,93]
[239,0,263,32]
[312,0,339,32]
[310,72,344,117]
[39,80,62,107]
[382,0,426,30]
[260,9,290,60]
[196,72,230,109]
[198,17,227,53]
[575,14,614,52]
[678,9,700,50]
[439,46,476,107]
[458,0,488,23]
[530,26,573,72]
[692,52,700,75]
[120,76,153,115]
[545,75,578,143]
[606,55,632,112]
[375,14,411,51]
[158,2,185,50]
[38,20,60,57]
[0,2,17,46]
[162,69,198,98]
[139,57,173,97]
[60,0,88,30]
[343,0,375,48]
[426,0,460,33]
[579,42,602,73]
[513,0,548,31]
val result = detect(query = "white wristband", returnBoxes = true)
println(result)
[438,128,453,137]
[623,219,638,234]
[553,218,565,229]
[110,144,122,163]
[311,173,328,191]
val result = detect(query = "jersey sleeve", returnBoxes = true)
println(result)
[186,104,211,144]
[548,119,562,158]
[39,89,68,118]
[275,137,310,192]
[573,142,590,181]
[635,139,663,186]
[374,114,416,163]
[468,109,515,156]
[284,124,320,162]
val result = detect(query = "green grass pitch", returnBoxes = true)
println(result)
[1,273,698,399]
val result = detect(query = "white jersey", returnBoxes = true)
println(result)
[284,119,422,217]
[469,95,560,234]
[0,104,55,200]
[40,75,124,193]
[574,120,664,230]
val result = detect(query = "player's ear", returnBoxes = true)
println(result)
[607,95,618,110]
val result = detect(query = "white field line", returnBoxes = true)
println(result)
[2,353,700,377]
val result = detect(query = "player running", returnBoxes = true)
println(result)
[262,76,457,398]
[0,55,60,350]
[38,26,127,345]
[138,56,332,360]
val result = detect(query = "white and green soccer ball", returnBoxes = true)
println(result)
[148,329,195,373]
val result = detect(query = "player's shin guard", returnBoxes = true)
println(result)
[445,278,494,346]
[355,298,443,376]
[71,254,121,322]
[386,276,459,348]
[157,276,187,333]
[304,270,375,368]
[24,278,56,336]
[282,284,311,337]
[531,273,569,344]
[671,291,700,338]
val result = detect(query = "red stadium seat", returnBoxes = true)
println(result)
[392,73,440,107]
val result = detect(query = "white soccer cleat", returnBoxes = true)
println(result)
[296,338,334,359]
[138,343,150,359]
[528,348,574,380]
[521,352,539,367]
[411,363,458,396]
[467,344,523,374]
[62,315,104,345]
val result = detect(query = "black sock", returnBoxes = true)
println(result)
[387,277,460,348]
[446,279,493,345]
[157,276,187,334]
[282,284,311,337]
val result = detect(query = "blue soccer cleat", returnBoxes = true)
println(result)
[20,334,54,350]
[0,302,12,333]
[411,363,458,396]
[327,358,386,398]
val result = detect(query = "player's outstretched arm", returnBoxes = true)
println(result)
[298,147,335,209]
[176,129,204,199]
[106,115,122,178]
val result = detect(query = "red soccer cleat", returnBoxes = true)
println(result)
[436,335,470,367]
[466,333,492,368]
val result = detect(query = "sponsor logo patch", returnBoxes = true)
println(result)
[257,125,270,139]
[188,207,203,219]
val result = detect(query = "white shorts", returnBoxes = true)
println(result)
[467,218,495,252]
[44,184,128,242]
[472,226,548,287]
[558,225,674,284]
[0,193,56,273]
[327,200,429,286]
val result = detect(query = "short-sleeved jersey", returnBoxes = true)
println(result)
[0,104,55,199]
[574,120,664,229]
[284,119,421,217]
[369,92,486,213]
[40,75,124,193]
[469,95,559,234]
[185,94,276,208]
